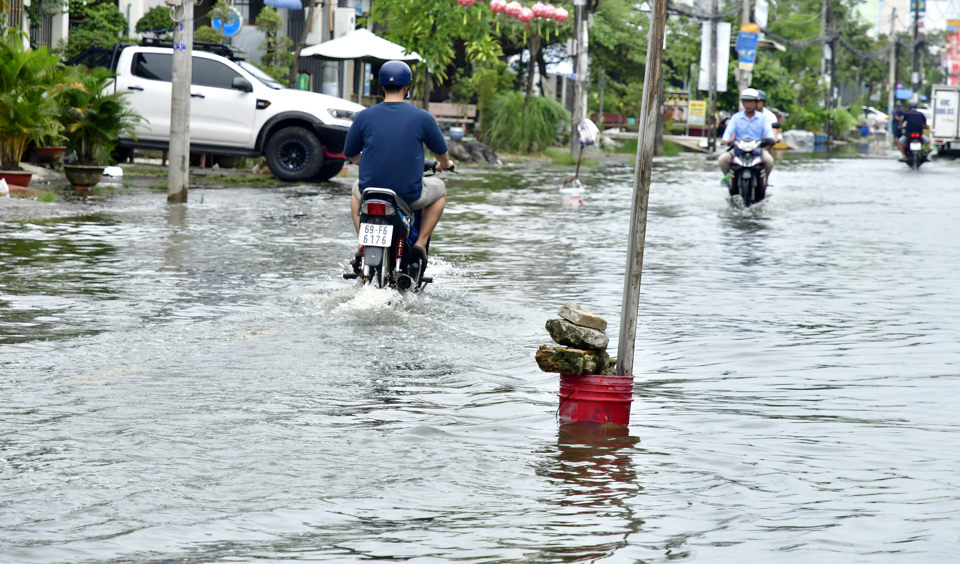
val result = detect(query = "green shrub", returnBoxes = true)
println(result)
[256,6,293,81]
[832,108,856,134]
[135,5,174,38]
[484,91,570,154]
[57,2,127,60]
[473,62,515,133]
[194,25,224,44]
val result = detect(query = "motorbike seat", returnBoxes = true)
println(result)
[360,187,414,218]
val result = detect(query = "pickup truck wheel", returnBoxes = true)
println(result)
[265,126,323,181]
[314,159,346,182]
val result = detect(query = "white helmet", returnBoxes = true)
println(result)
[740,88,759,101]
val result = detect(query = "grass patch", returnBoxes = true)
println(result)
[604,137,682,156]
[38,190,59,202]
[543,147,599,167]
[208,174,286,186]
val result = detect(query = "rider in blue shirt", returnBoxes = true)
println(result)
[718,88,775,179]
[344,61,454,261]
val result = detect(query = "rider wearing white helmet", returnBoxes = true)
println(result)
[718,87,775,178]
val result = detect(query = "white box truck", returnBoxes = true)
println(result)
[931,85,960,158]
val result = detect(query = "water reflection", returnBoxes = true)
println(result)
[534,422,644,561]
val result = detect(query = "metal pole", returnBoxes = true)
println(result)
[887,8,897,146]
[821,0,834,141]
[737,0,752,99]
[616,0,667,377]
[912,0,920,94]
[570,0,587,161]
[707,0,718,151]
[167,0,193,203]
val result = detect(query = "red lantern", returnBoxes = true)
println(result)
[490,0,506,11]
[542,4,556,19]
[457,0,475,6]
[505,1,522,16]
[518,6,534,22]
[531,2,545,17]
[554,6,568,21]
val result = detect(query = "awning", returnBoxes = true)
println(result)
[300,29,422,62]
[265,0,302,10]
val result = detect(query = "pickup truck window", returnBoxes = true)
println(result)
[192,58,243,89]
[133,53,173,82]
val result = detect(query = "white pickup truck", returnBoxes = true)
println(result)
[70,40,365,182]
[931,85,960,158]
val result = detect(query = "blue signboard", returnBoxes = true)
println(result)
[736,31,759,71]
[910,0,925,14]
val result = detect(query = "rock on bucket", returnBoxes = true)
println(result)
[535,302,635,425]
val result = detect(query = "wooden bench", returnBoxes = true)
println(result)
[429,102,477,130]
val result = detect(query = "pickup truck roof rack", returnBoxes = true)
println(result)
[140,37,251,61]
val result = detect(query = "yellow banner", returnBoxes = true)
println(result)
[740,23,760,33]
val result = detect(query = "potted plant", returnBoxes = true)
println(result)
[58,65,141,188]
[33,130,68,163]
[0,27,63,187]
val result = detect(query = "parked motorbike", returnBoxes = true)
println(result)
[726,136,774,207]
[343,160,452,292]
[902,132,929,170]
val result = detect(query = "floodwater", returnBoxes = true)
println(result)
[2,149,959,563]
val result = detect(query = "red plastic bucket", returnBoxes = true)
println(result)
[558,373,634,425]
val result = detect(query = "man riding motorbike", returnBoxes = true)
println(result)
[756,90,783,143]
[898,99,929,161]
[718,88,776,180]
[344,60,454,270]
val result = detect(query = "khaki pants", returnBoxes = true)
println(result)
[352,176,446,210]
[718,148,774,177]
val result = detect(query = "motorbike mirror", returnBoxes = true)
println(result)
[772,122,782,129]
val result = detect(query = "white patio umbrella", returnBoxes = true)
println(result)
[300,29,422,62]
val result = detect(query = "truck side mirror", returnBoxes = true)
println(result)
[232,77,253,93]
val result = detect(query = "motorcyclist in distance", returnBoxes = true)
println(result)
[898,99,929,161]
[344,60,454,265]
[756,90,783,143]
[718,88,776,179]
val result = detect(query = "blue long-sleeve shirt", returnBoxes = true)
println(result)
[721,110,775,143]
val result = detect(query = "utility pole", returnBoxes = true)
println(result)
[616,0,667,377]
[737,0,752,97]
[167,0,193,203]
[707,0,718,151]
[821,0,834,141]
[570,0,589,162]
[887,8,897,144]
[912,0,920,95]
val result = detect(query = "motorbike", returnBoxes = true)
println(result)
[902,132,929,170]
[343,160,452,292]
[726,136,774,207]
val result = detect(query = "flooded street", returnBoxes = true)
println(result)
[2,151,959,562]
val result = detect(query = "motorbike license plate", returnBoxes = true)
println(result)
[358,223,393,247]
[909,141,922,151]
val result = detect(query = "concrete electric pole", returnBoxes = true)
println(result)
[570,0,589,162]
[167,0,193,203]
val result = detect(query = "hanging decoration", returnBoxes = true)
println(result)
[459,0,569,37]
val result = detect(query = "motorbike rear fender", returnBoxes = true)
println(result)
[364,245,384,268]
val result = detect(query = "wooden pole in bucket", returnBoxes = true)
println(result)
[615,0,667,377]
